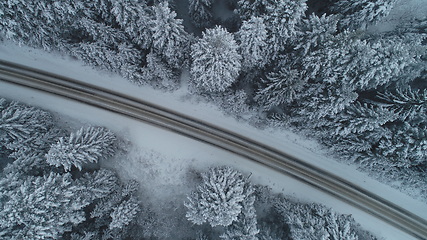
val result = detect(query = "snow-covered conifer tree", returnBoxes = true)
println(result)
[236,0,272,20]
[378,122,427,168]
[378,87,427,122]
[276,200,359,240]
[74,18,127,48]
[331,0,397,31]
[221,90,250,116]
[347,37,417,90]
[46,126,117,171]
[110,0,152,49]
[76,169,120,202]
[276,201,329,239]
[220,183,259,240]
[332,102,397,137]
[255,14,339,112]
[71,172,140,237]
[296,31,418,120]
[69,40,144,80]
[261,0,307,58]
[2,151,51,178]
[0,0,80,49]
[150,2,189,68]
[189,0,214,28]
[237,16,269,70]
[297,82,359,121]
[142,52,180,90]
[255,65,306,110]
[90,179,137,220]
[89,179,140,233]
[109,197,140,230]
[295,13,339,56]
[257,223,288,240]
[325,212,359,240]
[70,231,97,240]
[302,101,399,163]
[237,0,308,59]
[0,99,55,153]
[0,173,89,239]
[394,17,427,39]
[190,26,241,92]
[185,166,248,227]
[302,32,356,86]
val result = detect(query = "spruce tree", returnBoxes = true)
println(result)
[69,41,143,81]
[220,183,259,240]
[76,169,120,202]
[142,52,180,90]
[237,16,269,70]
[109,198,140,230]
[260,0,308,58]
[332,102,398,137]
[0,99,56,153]
[331,0,397,31]
[378,122,427,168]
[150,1,189,68]
[294,13,339,56]
[0,0,80,49]
[189,0,214,29]
[185,166,248,227]
[46,126,117,171]
[110,0,152,49]
[221,90,250,116]
[0,173,89,239]
[190,26,241,92]
[293,31,419,120]
[255,64,306,110]
[276,200,359,240]
[71,171,140,238]
[236,0,273,20]
[90,179,140,232]
[377,87,427,122]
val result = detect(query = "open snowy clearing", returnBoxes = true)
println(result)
[1,41,426,239]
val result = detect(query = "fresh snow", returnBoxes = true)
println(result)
[0,41,426,240]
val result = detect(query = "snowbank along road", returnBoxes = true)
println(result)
[0,60,426,239]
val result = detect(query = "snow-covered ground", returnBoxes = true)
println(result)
[368,0,427,33]
[0,42,426,239]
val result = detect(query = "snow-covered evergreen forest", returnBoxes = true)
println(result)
[0,98,378,239]
[0,0,426,238]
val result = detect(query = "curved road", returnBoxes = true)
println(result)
[0,60,426,239]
